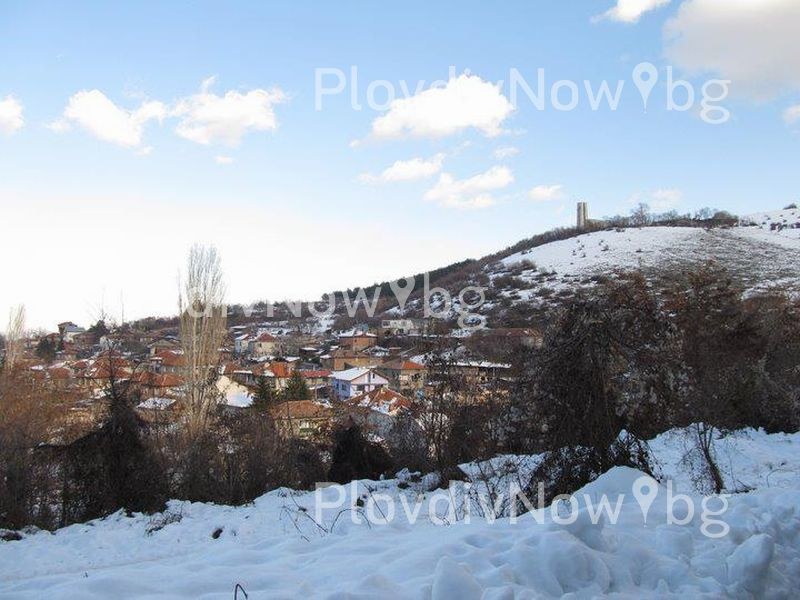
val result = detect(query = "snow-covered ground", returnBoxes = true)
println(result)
[740,208,800,239]
[2,427,800,598]
[495,222,800,302]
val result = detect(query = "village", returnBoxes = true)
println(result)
[9,315,543,445]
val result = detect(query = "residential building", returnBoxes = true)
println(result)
[148,338,180,356]
[234,334,251,356]
[269,400,333,439]
[450,361,512,385]
[58,322,87,343]
[323,348,376,371]
[250,332,280,357]
[132,371,183,400]
[344,387,416,438]
[337,329,378,352]
[149,349,185,374]
[330,367,388,400]
[377,359,427,394]
[379,318,424,337]
[299,369,331,397]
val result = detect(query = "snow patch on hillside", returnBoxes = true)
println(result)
[501,227,699,277]
[740,207,800,239]
[493,224,800,302]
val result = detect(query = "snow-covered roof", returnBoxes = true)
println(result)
[137,397,176,410]
[331,366,382,382]
[337,328,377,338]
[453,361,511,370]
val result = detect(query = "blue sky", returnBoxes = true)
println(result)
[1,0,799,328]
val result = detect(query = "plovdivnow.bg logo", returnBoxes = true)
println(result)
[184,273,488,329]
[315,65,731,125]
[313,475,731,539]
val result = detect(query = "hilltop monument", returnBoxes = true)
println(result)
[577,201,588,229]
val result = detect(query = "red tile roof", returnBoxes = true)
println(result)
[269,362,293,378]
[300,369,331,379]
[48,367,73,380]
[152,350,185,367]
[133,371,183,388]
[270,400,332,420]
[380,359,426,371]
[345,387,414,415]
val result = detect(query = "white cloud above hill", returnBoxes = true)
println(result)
[358,153,445,184]
[528,184,564,202]
[172,77,286,146]
[783,105,800,126]
[665,0,800,98]
[49,90,166,148]
[594,0,671,23]
[48,78,286,150]
[368,74,514,140]
[424,166,513,209]
[0,95,24,135]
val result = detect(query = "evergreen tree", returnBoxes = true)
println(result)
[251,377,275,411]
[35,337,57,363]
[282,370,310,401]
[88,320,110,344]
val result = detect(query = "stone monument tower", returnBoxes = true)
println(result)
[577,201,588,229]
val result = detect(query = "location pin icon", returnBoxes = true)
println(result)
[633,475,659,524]
[632,62,659,113]
[389,276,415,312]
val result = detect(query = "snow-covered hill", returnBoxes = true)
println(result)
[2,428,800,598]
[474,218,800,321]
[740,207,800,238]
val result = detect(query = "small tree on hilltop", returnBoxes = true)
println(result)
[630,202,651,227]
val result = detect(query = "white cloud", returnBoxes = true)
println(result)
[650,188,683,211]
[629,188,683,211]
[665,0,800,98]
[51,90,166,148]
[357,153,444,184]
[528,184,564,202]
[424,166,513,210]
[368,74,514,140]
[172,77,286,146]
[493,146,520,160]
[0,95,24,135]
[594,0,671,23]
[215,155,234,165]
[45,120,71,134]
[783,104,800,125]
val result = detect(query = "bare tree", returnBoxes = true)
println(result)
[629,202,651,227]
[3,304,26,372]
[179,245,227,435]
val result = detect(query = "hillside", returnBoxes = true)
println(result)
[321,210,800,330]
[497,223,800,299]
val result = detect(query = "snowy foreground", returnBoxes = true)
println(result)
[2,428,800,599]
